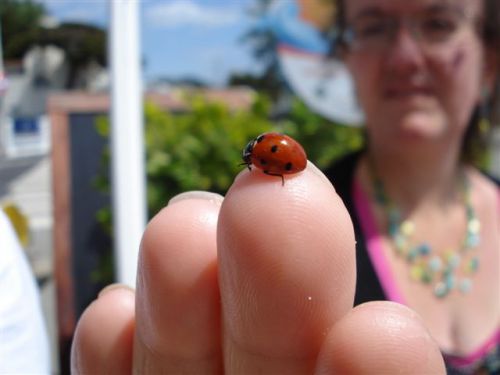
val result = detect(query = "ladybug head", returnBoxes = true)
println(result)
[241,139,255,169]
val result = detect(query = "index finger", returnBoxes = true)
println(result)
[217,161,357,373]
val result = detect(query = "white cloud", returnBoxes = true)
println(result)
[145,0,241,28]
[34,0,107,26]
[60,8,106,24]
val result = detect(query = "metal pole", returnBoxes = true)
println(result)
[109,0,146,287]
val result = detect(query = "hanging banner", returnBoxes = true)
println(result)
[264,0,363,126]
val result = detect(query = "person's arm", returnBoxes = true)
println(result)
[0,211,51,374]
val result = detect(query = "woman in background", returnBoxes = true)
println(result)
[326,0,499,372]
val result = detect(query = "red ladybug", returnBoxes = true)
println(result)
[241,132,307,185]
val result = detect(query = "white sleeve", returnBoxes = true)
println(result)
[0,211,51,374]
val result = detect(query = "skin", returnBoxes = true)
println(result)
[344,0,500,356]
[72,164,446,374]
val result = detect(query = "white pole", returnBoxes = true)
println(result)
[0,19,4,74]
[109,0,146,287]
[0,18,8,92]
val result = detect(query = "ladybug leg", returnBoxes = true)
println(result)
[264,171,285,186]
[238,162,252,171]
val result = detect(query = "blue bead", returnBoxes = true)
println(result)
[468,257,479,272]
[466,233,480,247]
[418,244,431,256]
[445,274,455,290]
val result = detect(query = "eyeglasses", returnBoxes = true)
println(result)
[341,6,477,52]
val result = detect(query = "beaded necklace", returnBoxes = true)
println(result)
[369,165,481,298]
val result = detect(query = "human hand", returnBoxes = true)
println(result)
[71,162,446,374]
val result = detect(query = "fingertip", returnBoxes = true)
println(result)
[306,160,335,187]
[136,194,222,361]
[231,160,332,191]
[98,282,135,299]
[72,286,135,374]
[218,154,356,362]
[140,193,221,286]
[316,301,446,374]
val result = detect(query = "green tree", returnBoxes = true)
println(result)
[0,0,106,88]
[234,0,285,98]
[92,91,362,290]
[37,23,106,88]
[95,92,362,219]
[0,0,46,59]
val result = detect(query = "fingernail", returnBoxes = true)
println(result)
[168,191,224,206]
[98,283,134,298]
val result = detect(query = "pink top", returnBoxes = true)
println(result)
[352,178,500,369]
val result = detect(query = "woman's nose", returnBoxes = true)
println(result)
[384,25,426,74]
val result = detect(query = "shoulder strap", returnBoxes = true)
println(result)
[324,152,387,305]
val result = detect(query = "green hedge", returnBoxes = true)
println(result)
[91,92,362,283]
[95,92,363,219]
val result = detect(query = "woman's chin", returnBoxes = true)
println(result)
[396,112,446,141]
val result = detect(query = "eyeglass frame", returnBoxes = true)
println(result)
[336,4,483,53]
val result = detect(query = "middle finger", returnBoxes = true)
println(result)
[218,163,357,373]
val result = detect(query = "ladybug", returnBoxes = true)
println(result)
[241,132,307,185]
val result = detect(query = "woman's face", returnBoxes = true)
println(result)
[343,0,489,151]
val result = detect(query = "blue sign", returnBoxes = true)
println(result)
[14,117,40,135]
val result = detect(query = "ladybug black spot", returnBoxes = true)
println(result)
[271,145,278,153]
[285,162,293,171]
[260,159,267,165]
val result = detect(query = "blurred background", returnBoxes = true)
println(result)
[0,0,498,373]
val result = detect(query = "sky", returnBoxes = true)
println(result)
[34,0,263,86]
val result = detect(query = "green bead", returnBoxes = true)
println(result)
[434,282,448,298]
[421,270,433,284]
[400,220,415,236]
[445,273,455,290]
[459,278,472,293]
[395,235,406,252]
[447,254,461,269]
[389,217,400,237]
[467,257,479,273]
[410,265,423,281]
[407,247,419,263]
[428,256,442,272]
